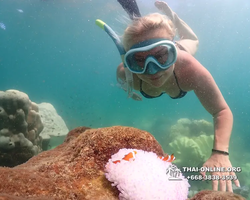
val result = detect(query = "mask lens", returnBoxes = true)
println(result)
[124,40,177,74]
[152,46,169,65]
[133,55,145,69]
[134,46,169,66]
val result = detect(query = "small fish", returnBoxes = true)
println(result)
[0,22,6,30]
[113,151,137,164]
[233,184,249,197]
[113,160,121,164]
[241,185,249,191]
[17,9,23,13]
[158,153,175,162]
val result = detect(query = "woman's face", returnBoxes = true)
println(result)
[137,64,174,88]
[130,28,175,88]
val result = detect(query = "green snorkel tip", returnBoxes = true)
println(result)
[95,19,105,30]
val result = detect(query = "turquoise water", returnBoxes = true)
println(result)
[1,0,250,194]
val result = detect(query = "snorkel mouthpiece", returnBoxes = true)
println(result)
[145,62,164,75]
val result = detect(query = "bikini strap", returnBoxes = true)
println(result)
[173,70,182,90]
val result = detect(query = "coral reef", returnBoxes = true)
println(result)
[235,163,250,199]
[237,163,250,186]
[158,118,215,192]
[167,135,214,167]
[160,118,214,170]
[0,126,164,199]
[105,148,190,199]
[0,89,44,167]
[233,185,250,199]
[37,102,69,150]
[188,190,199,198]
[189,190,246,200]
[169,118,213,140]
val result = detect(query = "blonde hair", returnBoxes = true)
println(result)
[123,13,176,51]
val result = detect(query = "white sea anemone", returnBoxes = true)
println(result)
[105,148,190,200]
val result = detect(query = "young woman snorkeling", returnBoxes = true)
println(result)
[115,0,240,192]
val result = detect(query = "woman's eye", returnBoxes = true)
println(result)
[155,53,168,63]
[134,58,145,68]
[155,55,162,59]
[135,58,144,63]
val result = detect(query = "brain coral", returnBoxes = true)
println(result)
[0,89,44,167]
[169,118,213,140]
[168,135,214,167]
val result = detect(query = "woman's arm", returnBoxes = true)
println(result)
[194,77,233,153]
[192,66,232,152]
[116,62,127,90]
[176,52,239,191]
[178,53,232,151]
[116,63,142,101]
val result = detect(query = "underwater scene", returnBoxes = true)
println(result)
[0,0,250,199]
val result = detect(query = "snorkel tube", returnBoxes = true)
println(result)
[95,19,134,98]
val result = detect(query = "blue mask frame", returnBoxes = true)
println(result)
[124,38,177,75]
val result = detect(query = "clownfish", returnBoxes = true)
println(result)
[158,153,175,162]
[113,151,137,164]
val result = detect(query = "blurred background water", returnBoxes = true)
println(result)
[0,0,249,167]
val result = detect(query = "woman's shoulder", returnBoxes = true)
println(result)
[175,50,205,74]
[174,50,212,90]
[176,50,195,67]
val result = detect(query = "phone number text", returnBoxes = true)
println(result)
[186,175,238,181]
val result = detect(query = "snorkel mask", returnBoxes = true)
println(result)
[124,38,177,75]
[95,19,177,98]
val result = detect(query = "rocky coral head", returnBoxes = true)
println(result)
[66,126,165,179]
[0,126,166,199]
[0,89,44,167]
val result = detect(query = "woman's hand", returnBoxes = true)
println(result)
[200,153,240,192]
[154,1,174,21]
[131,92,142,101]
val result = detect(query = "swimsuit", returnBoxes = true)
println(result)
[139,70,187,99]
